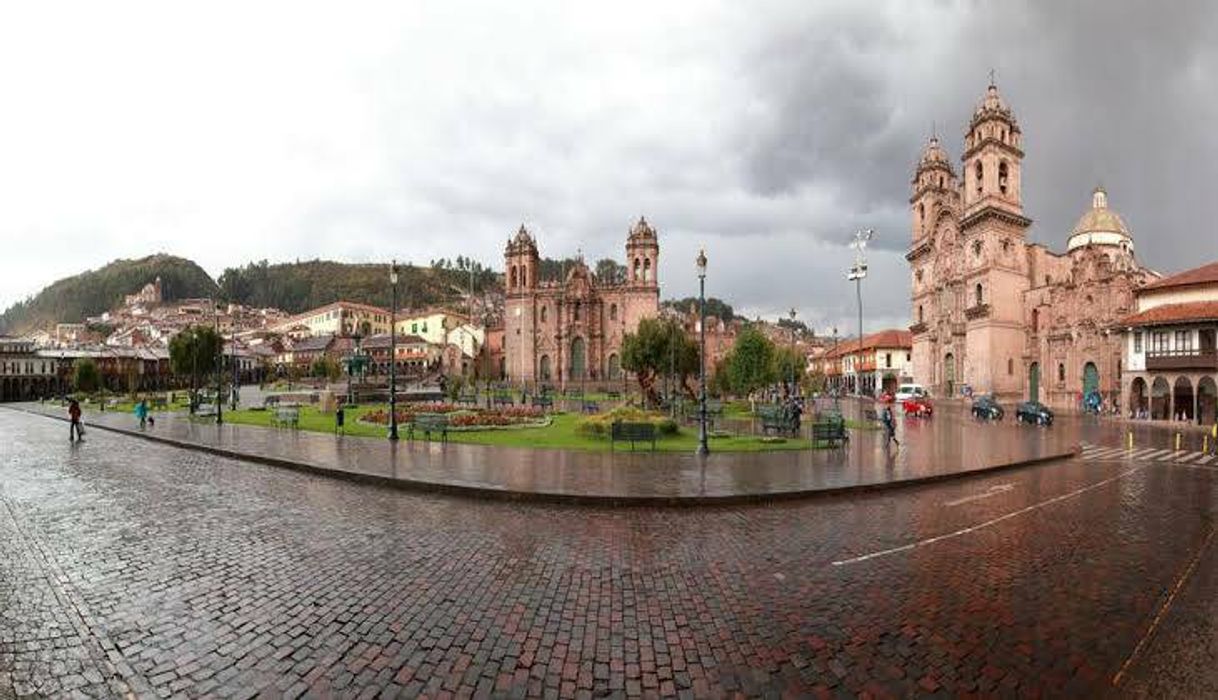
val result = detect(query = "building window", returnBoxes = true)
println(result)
[1002,239,1010,253]
[918,305,924,323]
[573,303,581,321]
[906,353,911,362]
[1058,363,1066,382]
[1133,332,1142,353]
[885,353,892,368]
[974,284,984,307]
[915,269,923,283]
[1152,332,1168,353]
[975,161,983,195]
[609,303,617,321]
[973,240,982,257]
[540,306,547,323]
[998,161,1009,195]
[1008,358,1013,375]
[1175,330,1193,352]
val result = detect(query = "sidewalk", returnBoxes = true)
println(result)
[15,403,1079,504]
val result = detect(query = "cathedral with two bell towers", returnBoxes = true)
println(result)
[503,217,660,385]
[908,81,1158,408]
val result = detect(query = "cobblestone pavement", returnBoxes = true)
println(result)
[1,409,1214,698]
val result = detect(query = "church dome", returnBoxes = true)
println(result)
[628,216,657,241]
[1067,187,1133,252]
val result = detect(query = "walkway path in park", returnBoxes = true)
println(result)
[16,401,1077,502]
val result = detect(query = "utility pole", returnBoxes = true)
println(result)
[847,229,873,397]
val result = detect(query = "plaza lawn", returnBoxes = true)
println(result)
[218,405,816,452]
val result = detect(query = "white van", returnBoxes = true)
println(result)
[894,384,927,401]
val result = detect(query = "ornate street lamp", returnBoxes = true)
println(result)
[696,249,709,456]
[214,298,223,425]
[788,307,797,397]
[389,260,400,441]
[847,229,873,397]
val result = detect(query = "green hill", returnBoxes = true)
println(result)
[216,258,500,314]
[0,254,219,334]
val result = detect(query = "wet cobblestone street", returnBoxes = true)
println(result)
[1,409,1215,698]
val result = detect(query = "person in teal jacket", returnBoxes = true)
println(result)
[135,399,149,429]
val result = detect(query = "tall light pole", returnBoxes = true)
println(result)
[832,325,839,410]
[213,298,223,425]
[230,310,239,411]
[388,261,400,441]
[847,229,873,397]
[696,249,709,457]
[788,307,797,397]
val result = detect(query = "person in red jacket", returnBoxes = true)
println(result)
[68,398,84,442]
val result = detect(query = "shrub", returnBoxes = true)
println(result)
[575,407,678,438]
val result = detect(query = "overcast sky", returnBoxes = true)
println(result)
[2,1,1216,334]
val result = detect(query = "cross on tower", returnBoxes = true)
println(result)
[989,67,996,85]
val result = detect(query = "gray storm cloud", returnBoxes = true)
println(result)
[0,0,1214,335]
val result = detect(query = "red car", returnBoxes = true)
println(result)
[877,391,895,403]
[902,396,933,417]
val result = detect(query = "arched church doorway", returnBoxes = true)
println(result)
[1082,362,1099,397]
[570,338,586,380]
[944,353,956,397]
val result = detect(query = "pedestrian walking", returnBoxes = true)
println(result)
[68,398,84,442]
[882,405,899,448]
[135,399,149,429]
[335,406,345,435]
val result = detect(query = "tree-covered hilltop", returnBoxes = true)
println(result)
[662,296,735,321]
[216,258,501,314]
[0,254,219,334]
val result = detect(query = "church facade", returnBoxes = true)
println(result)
[907,82,1158,409]
[503,218,660,385]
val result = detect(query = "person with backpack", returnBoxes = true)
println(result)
[882,404,899,448]
[68,398,84,442]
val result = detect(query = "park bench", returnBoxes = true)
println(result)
[492,393,514,407]
[606,390,622,400]
[757,404,800,436]
[531,395,554,411]
[152,397,168,410]
[195,402,217,418]
[581,400,600,414]
[408,413,449,442]
[610,421,657,451]
[539,384,555,396]
[456,392,479,407]
[811,418,848,448]
[272,406,300,429]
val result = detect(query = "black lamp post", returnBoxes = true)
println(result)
[696,249,709,456]
[832,325,839,410]
[213,299,223,425]
[847,229,873,397]
[788,307,797,397]
[388,260,400,441]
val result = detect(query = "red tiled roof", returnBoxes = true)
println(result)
[1141,261,1218,292]
[1121,301,1218,327]
[822,329,913,358]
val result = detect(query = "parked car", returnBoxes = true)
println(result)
[894,383,928,401]
[971,395,1005,421]
[1016,400,1054,425]
[902,396,933,417]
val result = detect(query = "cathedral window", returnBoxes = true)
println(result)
[643,258,651,282]
[975,161,983,195]
[918,203,924,225]
[609,303,617,321]
[633,258,640,281]
[917,305,924,323]
[998,161,1009,195]
[1002,239,1010,253]
[1058,363,1066,382]
[510,266,518,288]
[540,306,547,323]
[974,284,984,307]
[915,269,923,283]
[973,240,982,257]
[1007,358,1013,375]
[573,302,581,321]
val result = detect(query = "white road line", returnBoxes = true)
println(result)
[944,483,1014,507]
[1198,455,1217,465]
[1130,448,1161,460]
[1144,449,1175,461]
[1173,452,1203,464]
[1113,525,1217,687]
[1085,448,1126,461]
[832,467,1144,567]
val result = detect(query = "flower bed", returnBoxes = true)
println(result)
[359,405,545,429]
[575,407,679,438]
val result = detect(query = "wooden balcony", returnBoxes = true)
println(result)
[1145,350,1218,372]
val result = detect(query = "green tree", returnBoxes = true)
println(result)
[73,358,101,394]
[662,297,735,321]
[620,318,699,405]
[724,327,775,397]
[311,356,341,380]
[772,346,808,396]
[169,325,223,405]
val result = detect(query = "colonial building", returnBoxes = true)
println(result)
[0,337,60,401]
[503,218,661,385]
[907,81,1158,408]
[821,330,913,396]
[1121,261,1218,424]
[269,301,391,340]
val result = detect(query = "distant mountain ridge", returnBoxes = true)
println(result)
[0,254,219,334]
[0,255,503,335]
